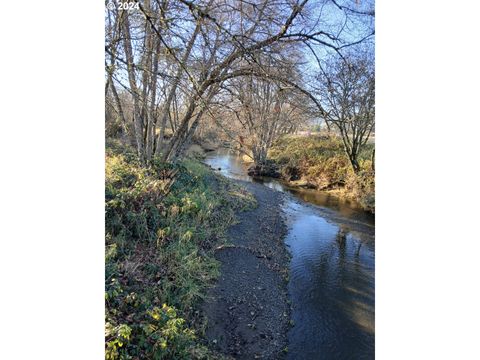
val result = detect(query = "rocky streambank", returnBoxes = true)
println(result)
[202,180,290,359]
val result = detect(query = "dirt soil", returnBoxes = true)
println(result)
[202,180,290,359]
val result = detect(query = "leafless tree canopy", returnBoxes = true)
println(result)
[314,49,375,172]
[105,0,375,166]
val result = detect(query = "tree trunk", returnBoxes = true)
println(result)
[155,20,201,157]
[350,156,360,174]
[121,12,145,163]
[371,148,375,171]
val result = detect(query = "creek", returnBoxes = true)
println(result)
[205,149,375,359]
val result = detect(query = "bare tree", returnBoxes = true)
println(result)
[105,0,374,165]
[315,50,375,173]
[219,58,310,169]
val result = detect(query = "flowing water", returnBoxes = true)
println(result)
[205,149,375,359]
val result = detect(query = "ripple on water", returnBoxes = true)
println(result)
[285,200,375,360]
[205,151,375,359]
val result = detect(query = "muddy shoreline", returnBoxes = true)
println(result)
[202,180,291,359]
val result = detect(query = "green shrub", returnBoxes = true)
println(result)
[105,303,203,360]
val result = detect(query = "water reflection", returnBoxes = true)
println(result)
[205,149,375,359]
[284,201,374,359]
[205,149,374,227]
[204,148,252,182]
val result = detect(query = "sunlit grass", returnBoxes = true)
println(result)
[269,134,375,212]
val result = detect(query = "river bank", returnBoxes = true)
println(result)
[105,142,257,359]
[206,133,375,213]
[268,134,375,213]
[195,133,375,213]
[202,180,291,359]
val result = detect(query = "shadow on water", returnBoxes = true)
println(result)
[205,149,375,359]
